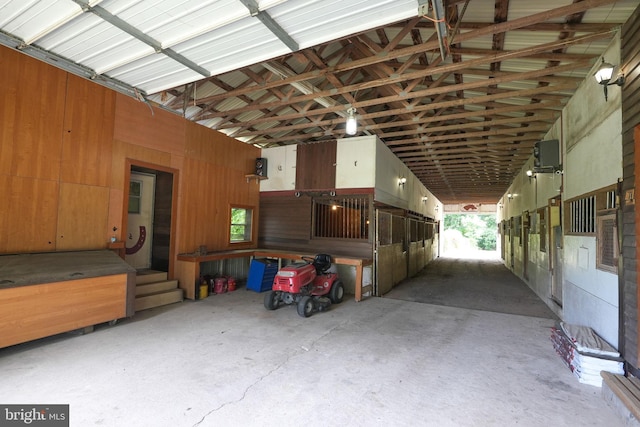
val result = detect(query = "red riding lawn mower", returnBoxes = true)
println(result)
[263,254,344,317]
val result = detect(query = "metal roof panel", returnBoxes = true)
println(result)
[270,0,417,49]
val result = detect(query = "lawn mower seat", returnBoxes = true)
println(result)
[312,254,332,274]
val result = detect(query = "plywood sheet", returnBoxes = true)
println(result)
[114,94,186,157]
[0,175,59,253]
[0,46,66,181]
[60,75,115,187]
[57,183,110,250]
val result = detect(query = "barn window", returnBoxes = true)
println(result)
[313,196,369,239]
[596,214,618,273]
[128,180,142,214]
[230,207,253,243]
[568,196,596,234]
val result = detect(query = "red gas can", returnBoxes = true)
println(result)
[227,276,236,291]
[213,277,227,294]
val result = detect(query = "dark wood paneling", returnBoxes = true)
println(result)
[259,195,372,258]
[295,141,336,190]
[621,4,640,369]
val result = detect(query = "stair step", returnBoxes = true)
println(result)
[136,280,179,296]
[135,271,168,285]
[135,289,184,312]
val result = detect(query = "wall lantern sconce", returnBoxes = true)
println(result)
[421,196,428,203]
[398,177,406,188]
[526,169,536,182]
[434,205,439,212]
[594,58,625,101]
[345,107,357,135]
[507,193,513,201]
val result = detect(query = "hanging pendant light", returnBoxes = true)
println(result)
[345,107,357,135]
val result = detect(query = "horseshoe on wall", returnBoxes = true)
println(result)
[126,226,146,255]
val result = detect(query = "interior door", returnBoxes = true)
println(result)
[126,172,155,269]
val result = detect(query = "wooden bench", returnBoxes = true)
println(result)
[601,371,640,423]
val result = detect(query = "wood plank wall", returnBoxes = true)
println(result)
[621,5,640,370]
[0,45,260,265]
[258,196,372,258]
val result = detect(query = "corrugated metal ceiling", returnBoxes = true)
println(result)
[0,0,417,94]
[1,0,638,203]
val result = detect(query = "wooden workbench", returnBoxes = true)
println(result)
[175,249,372,301]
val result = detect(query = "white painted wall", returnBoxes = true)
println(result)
[559,38,622,348]
[563,236,619,347]
[372,136,441,218]
[261,135,443,220]
[259,145,297,191]
[336,135,376,188]
[497,35,623,349]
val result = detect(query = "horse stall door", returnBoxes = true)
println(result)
[126,172,155,270]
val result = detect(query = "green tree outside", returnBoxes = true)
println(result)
[443,214,497,251]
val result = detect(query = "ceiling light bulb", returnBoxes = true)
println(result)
[346,107,357,135]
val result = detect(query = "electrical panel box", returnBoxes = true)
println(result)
[533,139,560,173]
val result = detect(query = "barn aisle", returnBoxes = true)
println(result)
[385,252,558,319]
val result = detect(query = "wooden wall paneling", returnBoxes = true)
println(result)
[0,175,59,253]
[622,4,640,370]
[296,141,337,190]
[107,188,124,242]
[185,121,259,169]
[258,195,373,257]
[178,157,210,253]
[0,46,66,181]
[60,75,115,187]
[56,183,110,251]
[179,122,261,254]
[114,94,186,157]
[259,196,312,244]
[111,140,173,190]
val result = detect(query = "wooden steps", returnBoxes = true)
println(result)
[134,271,183,312]
[601,371,640,426]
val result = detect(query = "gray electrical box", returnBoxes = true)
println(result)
[533,139,560,172]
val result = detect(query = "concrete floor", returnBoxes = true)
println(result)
[0,254,623,426]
